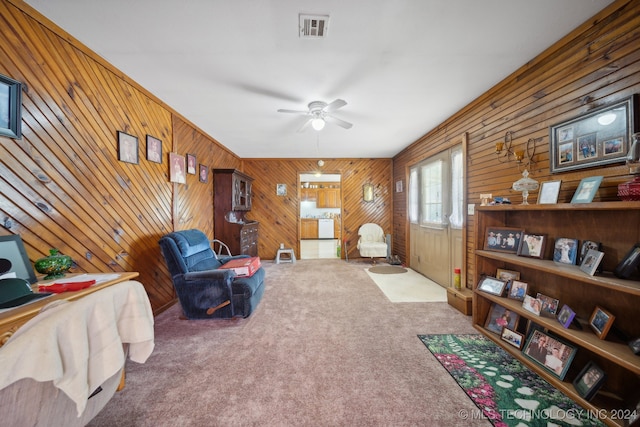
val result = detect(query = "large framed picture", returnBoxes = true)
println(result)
[0,74,22,139]
[0,235,38,284]
[484,227,524,254]
[572,361,607,401]
[549,95,638,173]
[523,329,577,380]
[589,306,615,339]
[518,233,547,259]
[484,303,519,335]
[571,176,603,204]
[477,276,507,296]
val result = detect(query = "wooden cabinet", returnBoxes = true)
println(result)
[473,202,640,427]
[317,188,341,208]
[301,219,318,239]
[301,188,317,202]
[213,169,259,256]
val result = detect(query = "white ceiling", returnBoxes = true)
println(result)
[24,0,613,159]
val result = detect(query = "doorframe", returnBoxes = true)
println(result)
[404,132,468,287]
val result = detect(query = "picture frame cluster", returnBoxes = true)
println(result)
[116,131,209,184]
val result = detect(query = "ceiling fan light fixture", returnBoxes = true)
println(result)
[311,118,326,131]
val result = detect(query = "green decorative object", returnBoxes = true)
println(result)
[34,249,72,280]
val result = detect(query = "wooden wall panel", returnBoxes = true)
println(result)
[393,0,640,288]
[243,158,393,261]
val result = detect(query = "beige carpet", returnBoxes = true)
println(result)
[365,267,448,303]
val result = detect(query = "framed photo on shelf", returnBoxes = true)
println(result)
[557,304,576,329]
[589,306,615,339]
[579,249,604,276]
[614,242,640,279]
[536,293,559,318]
[537,180,562,204]
[522,294,542,316]
[484,303,519,335]
[517,233,547,259]
[523,329,577,380]
[571,176,603,203]
[496,268,520,282]
[477,276,507,296]
[549,95,637,173]
[579,240,601,265]
[0,235,38,284]
[553,238,578,265]
[501,328,525,350]
[572,361,607,401]
[146,135,162,164]
[507,280,528,301]
[117,131,139,164]
[484,227,524,254]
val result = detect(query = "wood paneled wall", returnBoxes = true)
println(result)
[242,158,393,261]
[392,0,640,288]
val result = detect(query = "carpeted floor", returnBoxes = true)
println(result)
[418,334,606,427]
[88,259,487,426]
[366,266,447,303]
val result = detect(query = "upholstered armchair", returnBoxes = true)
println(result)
[158,229,265,319]
[357,223,388,261]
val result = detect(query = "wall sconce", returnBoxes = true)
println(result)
[495,131,537,171]
[363,183,374,202]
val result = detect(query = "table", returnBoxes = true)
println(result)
[0,272,139,347]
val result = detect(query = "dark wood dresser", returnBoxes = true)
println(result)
[213,169,259,257]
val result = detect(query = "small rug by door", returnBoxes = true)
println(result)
[366,267,447,302]
[418,334,606,427]
[368,265,407,274]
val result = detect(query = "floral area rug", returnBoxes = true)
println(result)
[418,334,606,427]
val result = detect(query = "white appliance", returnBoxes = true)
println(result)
[318,219,334,239]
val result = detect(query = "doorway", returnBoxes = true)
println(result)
[408,145,464,286]
[299,173,342,259]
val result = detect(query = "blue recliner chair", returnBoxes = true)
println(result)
[158,229,265,319]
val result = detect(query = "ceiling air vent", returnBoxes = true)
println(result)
[299,14,329,38]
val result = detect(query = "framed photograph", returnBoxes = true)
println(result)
[395,180,403,193]
[496,268,520,282]
[501,328,525,350]
[550,95,638,173]
[199,164,209,183]
[614,242,640,279]
[186,154,196,175]
[571,176,603,203]
[557,304,576,329]
[579,240,601,265]
[518,233,547,259]
[523,329,577,380]
[484,303,519,335]
[0,73,22,139]
[117,131,139,164]
[536,293,559,318]
[589,306,615,339]
[276,183,287,196]
[363,183,374,202]
[522,294,542,316]
[169,153,186,184]
[573,361,607,401]
[477,276,507,296]
[553,238,578,265]
[484,227,524,254]
[507,280,528,301]
[537,180,562,204]
[0,235,38,284]
[146,135,162,163]
[580,249,604,276]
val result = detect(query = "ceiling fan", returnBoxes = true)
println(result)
[277,99,353,132]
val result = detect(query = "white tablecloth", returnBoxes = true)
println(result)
[0,280,155,416]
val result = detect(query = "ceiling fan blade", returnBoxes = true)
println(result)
[297,118,313,133]
[324,99,347,113]
[277,109,308,114]
[325,115,353,129]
